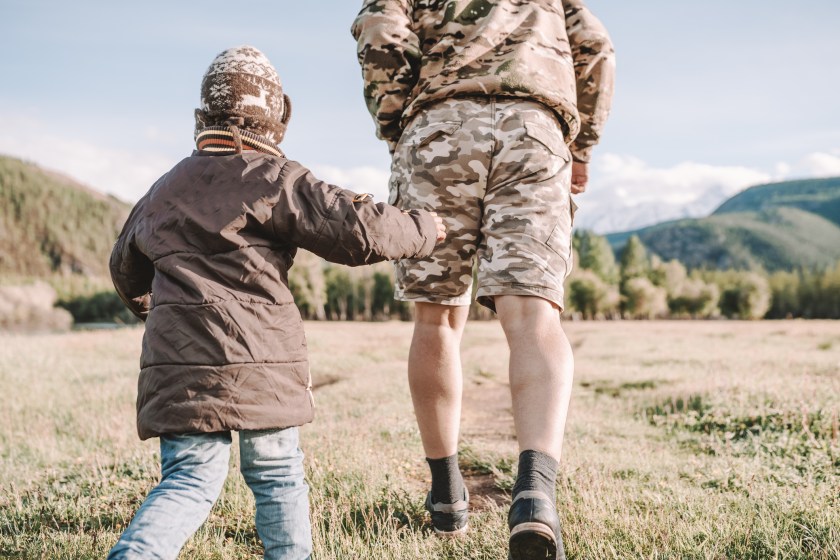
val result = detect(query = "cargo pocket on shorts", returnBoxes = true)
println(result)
[524,122,570,161]
[388,173,403,207]
[546,198,578,279]
[411,121,462,149]
[388,143,407,207]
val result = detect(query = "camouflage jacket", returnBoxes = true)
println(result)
[352,0,615,162]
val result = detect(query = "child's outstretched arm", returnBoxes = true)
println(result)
[272,161,442,266]
[110,201,155,321]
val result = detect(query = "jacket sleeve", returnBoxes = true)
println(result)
[109,201,154,321]
[351,0,421,154]
[272,161,437,266]
[564,0,616,163]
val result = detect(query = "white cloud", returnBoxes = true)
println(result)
[0,110,394,206]
[578,149,840,233]
[593,155,771,206]
[773,161,792,177]
[0,113,174,203]
[579,155,772,233]
[798,151,840,177]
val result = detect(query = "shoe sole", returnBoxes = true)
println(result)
[509,523,557,560]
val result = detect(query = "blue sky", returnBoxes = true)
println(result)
[2,0,839,232]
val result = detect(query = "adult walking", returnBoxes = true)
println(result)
[353,1,614,558]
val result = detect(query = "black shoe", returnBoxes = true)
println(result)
[424,487,469,537]
[508,490,565,560]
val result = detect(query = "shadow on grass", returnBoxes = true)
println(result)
[581,378,665,398]
[316,488,432,540]
[458,446,512,510]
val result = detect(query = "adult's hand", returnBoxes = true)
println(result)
[571,161,589,194]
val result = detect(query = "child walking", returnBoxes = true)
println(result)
[107,45,444,560]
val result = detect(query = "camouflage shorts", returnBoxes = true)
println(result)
[389,97,576,312]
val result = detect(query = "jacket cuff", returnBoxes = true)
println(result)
[570,144,593,163]
[410,210,437,258]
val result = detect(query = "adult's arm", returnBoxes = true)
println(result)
[351,0,421,154]
[565,0,616,163]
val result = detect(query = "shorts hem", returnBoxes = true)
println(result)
[394,291,473,307]
[475,283,565,313]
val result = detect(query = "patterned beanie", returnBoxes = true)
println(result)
[194,45,292,145]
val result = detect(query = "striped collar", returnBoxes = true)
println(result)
[195,126,283,157]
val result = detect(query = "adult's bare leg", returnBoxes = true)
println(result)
[408,302,470,459]
[409,302,471,535]
[496,295,574,459]
[496,294,574,560]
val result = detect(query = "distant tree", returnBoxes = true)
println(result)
[622,277,668,319]
[367,261,417,320]
[57,290,138,324]
[567,269,620,319]
[650,258,685,291]
[822,262,840,318]
[325,267,354,320]
[350,266,375,321]
[619,235,653,315]
[718,272,772,319]
[288,274,311,318]
[767,270,801,319]
[797,268,821,318]
[372,271,394,318]
[653,259,719,317]
[306,257,327,320]
[804,262,840,319]
[669,277,720,318]
[288,251,326,320]
[574,230,619,284]
[620,235,650,283]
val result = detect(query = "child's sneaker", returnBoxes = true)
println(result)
[424,488,469,537]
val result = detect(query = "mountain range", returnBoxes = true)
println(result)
[606,176,840,271]
[2,154,839,287]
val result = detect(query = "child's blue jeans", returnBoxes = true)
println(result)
[107,427,312,560]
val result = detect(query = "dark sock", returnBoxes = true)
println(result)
[427,454,466,504]
[512,450,558,500]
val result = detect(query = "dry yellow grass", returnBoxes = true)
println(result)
[1,320,838,559]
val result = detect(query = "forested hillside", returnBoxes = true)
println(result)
[0,155,130,279]
[607,177,840,271]
[714,176,840,224]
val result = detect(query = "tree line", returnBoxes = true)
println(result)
[287,232,840,321]
[9,230,837,330]
[566,231,840,320]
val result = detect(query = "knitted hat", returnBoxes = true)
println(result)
[194,45,292,144]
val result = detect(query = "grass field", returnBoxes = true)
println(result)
[1,320,838,559]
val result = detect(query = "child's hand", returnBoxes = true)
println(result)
[429,212,446,243]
